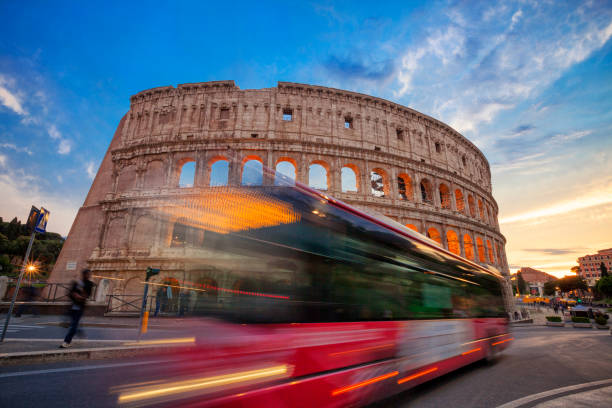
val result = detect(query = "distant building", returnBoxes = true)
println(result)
[577,248,612,286]
[516,267,556,296]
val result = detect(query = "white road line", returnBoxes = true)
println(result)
[496,378,612,408]
[8,325,42,329]
[0,359,175,378]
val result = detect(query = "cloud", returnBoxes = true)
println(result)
[0,75,27,116]
[0,142,33,155]
[511,124,535,136]
[522,248,584,256]
[393,1,612,134]
[500,190,612,224]
[47,125,72,155]
[324,55,396,83]
[0,154,6,167]
[86,161,96,180]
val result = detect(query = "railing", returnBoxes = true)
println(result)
[1,281,96,303]
[105,294,144,314]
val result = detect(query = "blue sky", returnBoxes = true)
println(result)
[1,1,611,276]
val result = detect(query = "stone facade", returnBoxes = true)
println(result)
[50,80,514,313]
[578,248,612,286]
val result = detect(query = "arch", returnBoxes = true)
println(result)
[478,199,485,220]
[104,217,125,248]
[405,224,418,232]
[468,195,476,217]
[209,156,229,187]
[341,164,359,192]
[131,214,157,248]
[439,183,451,209]
[486,239,495,263]
[420,178,433,204]
[397,173,413,200]
[143,160,164,189]
[275,159,296,185]
[496,242,502,265]
[427,227,442,246]
[476,237,485,262]
[116,165,137,192]
[370,168,389,197]
[241,156,263,186]
[178,159,196,188]
[446,230,460,255]
[170,218,203,247]
[487,207,493,225]
[122,277,142,312]
[464,234,475,261]
[454,189,465,213]
[309,161,329,190]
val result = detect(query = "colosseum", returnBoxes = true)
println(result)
[50,80,514,314]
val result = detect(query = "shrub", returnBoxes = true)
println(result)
[546,316,562,322]
[571,316,590,324]
[595,315,608,326]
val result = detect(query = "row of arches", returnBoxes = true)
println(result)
[404,223,503,266]
[172,155,497,224]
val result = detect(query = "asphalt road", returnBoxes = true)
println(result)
[0,326,610,408]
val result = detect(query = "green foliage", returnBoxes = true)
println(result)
[516,272,528,294]
[601,262,609,278]
[571,316,590,323]
[546,316,562,322]
[0,216,64,278]
[543,280,557,296]
[596,276,612,297]
[595,315,608,325]
[557,275,587,292]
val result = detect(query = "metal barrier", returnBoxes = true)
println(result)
[2,281,96,303]
[105,294,144,314]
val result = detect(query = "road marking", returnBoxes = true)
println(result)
[0,359,175,378]
[496,378,612,408]
[3,338,128,343]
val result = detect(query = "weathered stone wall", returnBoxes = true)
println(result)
[50,81,513,313]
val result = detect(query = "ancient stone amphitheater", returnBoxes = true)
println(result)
[51,80,514,312]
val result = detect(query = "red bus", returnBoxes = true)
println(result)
[117,179,510,407]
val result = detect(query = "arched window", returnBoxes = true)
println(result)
[209,158,229,186]
[439,183,451,209]
[427,227,442,246]
[170,218,202,247]
[464,234,475,260]
[309,162,328,190]
[420,179,433,204]
[454,189,465,213]
[178,160,196,188]
[274,160,296,186]
[486,240,495,263]
[370,168,388,197]
[446,230,460,255]
[496,242,502,265]
[341,165,358,192]
[405,224,418,232]
[398,174,413,200]
[476,237,485,262]
[241,158,263,186]
[171,221,187,247]
[487,207,493,225]
[468,195,476,217]
[478,199,485,220]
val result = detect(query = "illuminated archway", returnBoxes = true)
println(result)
[487,240,495,263]
[439,183,451,209]
[468,195,476,217]
[446,230,460,255]
[464,234,475,261]
[398,173,413,200]
[476,237,485,262]
[405,224,418,232]
[427,227,442,246]
[454,189,465,213]
[420,179,433,204]
[370,168,389,197]
[478,199,485,220]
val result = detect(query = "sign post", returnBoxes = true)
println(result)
[137,267,160,341]
[1,207,50,342]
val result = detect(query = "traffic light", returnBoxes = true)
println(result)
[146,267,160,281]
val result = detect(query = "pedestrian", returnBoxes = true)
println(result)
[154,285,166,317]
[60,269,93,348]
[15,284,39,317]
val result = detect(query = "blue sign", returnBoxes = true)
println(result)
[34,207,50,233]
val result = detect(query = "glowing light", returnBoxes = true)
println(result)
[118,364,290,403]
[157,187,301,235]
[92,275,124,281]
[397,367,438,384]
[144,280,290,300]
[331,371,398,396]
[123,337,195,346]
[461,347,481,356]
[329,343,394,357]
[26,264,36,272]
[492,338,514,346]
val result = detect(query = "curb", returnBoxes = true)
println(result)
[0,344,194,365]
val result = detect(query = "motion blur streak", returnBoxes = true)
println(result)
[122,337,195,346]
[461,347,481,356]
[461,333,509,346]
[397,367,438,384]
[492,338,514,346]
[331,371,398,396]
[329,343,395,357]
[118,364,289,403]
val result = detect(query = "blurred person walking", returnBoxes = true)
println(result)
[60,269,93,348]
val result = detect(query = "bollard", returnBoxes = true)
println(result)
[141,311,149,334]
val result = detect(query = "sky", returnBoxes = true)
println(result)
[1,0,611,278]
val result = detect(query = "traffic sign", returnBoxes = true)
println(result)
[34,207,50,233]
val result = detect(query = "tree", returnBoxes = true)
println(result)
[557,275,587,293]
[601,262,609,278]
[544,280,557,296]
[596,276,612,297]
[516,272,528,294]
